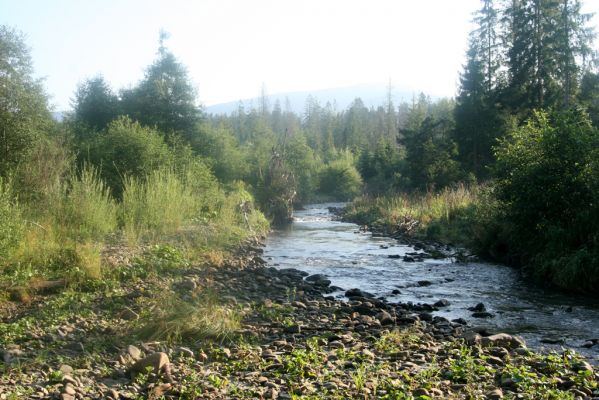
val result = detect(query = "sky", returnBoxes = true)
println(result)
[2,0,599,111]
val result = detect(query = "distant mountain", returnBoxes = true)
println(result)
[205,83,438,115]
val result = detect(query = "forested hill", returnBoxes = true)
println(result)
[205,83,422,115]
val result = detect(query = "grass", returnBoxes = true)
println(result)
[137,289,243,344]
[0,165,268,297]
[345,184,483,246]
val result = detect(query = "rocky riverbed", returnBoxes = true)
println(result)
[1,238,598,399]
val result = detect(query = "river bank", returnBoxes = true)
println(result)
[1,229,598,399]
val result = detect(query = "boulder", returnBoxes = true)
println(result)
[128,352,169,377]
[480,333,526,350]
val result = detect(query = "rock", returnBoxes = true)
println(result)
[63,384,76,396]
[305,274,331,286]
[434,299,450,307]
[388,254,401,259]
[149,383,172,398]
[452,318,468,325]
[62,375,77,386]
[178,346,194,358]
[59,364,74,375]
[485,388,504,399]
[419,312,433,322]
[129,352,169,377]
[391,289,401,295]
[480,333,526,350]
[403,256,416,262]
[472,312,495,318]
[345,288,373,298]
[119,307,139,321]
[107,389,120,399]
[60,394,75,400]
[284,324,301,334]
[417,280,432,287]
[127,345,142,360]
[376,311,395,325]
[181,277,197,291]
[462,331,482,345]
[413,388,430,397]
[468,302,486,312]
[362,349,375,359]
[540,336,564,345]
[1,345,24,364]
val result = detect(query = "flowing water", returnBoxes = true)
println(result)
[264,203,599,362]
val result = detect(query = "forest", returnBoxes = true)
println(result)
[2,0,599,295]
[2,1,599,399]
[0,1,599,291]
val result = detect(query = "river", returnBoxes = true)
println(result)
[264,203,599,363]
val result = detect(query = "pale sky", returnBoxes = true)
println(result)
[2,0,599,111]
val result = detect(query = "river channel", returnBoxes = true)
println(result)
[264,203,599,363]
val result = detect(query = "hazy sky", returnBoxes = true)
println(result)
[2,0,599,110]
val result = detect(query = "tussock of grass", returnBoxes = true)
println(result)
[346,184,481,245]
[139,290,242,344]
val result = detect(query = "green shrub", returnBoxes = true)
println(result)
[318,157,363,201]
[493,110,599,291]
[88,116,173,198]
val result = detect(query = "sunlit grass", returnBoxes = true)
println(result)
[346,184,482,245]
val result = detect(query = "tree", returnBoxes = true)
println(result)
[0,26,52,177]
[579,70,599,126]
[71,75,119,132]
[121,32,202,137]
[493,110,599,291]
[503,0,595,112]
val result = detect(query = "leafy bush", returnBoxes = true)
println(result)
[492,110,599,291]
[88,117,173,198]
[318,155,363,201]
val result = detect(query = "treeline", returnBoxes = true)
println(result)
[0,28,270,288]
[1,0,599,292]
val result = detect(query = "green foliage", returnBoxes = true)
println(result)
[318,152,362,201]
[0,179,24,260]
[192,124,248,182]
[88,117,173,197]
[120,37,202,136]
[54,165,117,242]
[0,25,52,178]
[493,110,599,291]
[120,167,204,242]
[71,75,119,132]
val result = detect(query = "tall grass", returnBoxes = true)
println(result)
[138,289,242,343]
[346,184,482,245]
[120,168,201,243]
[0,178,24,260]
[55,165,118,242]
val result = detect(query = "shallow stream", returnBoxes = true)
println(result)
[264,203,599,362]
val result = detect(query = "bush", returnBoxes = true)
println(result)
[492,110,599,291]
[88,117,173,198]
[318,157,363,201]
